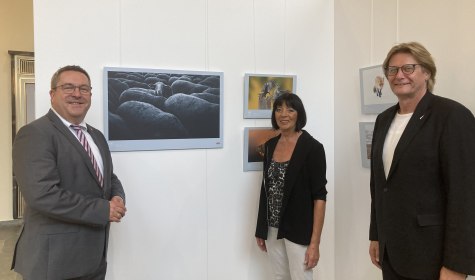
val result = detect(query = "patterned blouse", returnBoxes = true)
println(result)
[267,159,289,228]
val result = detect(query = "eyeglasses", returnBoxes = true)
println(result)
[385,64,421,76]
[53,83,92,94]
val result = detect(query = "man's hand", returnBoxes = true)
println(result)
[369,241,381,269]
[109,196,126,222]
[439,266,466,280]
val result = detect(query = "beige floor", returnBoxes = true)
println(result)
[0,220,23,280]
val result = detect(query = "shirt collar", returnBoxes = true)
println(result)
[51,108,87,130]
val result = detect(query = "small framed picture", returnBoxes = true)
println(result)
[244,73,296,119]
[359,65,398,114]
[359,122,375,168]
[243,127,279,171]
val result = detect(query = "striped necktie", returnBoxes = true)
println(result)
[70,125,104,187]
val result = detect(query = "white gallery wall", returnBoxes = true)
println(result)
[33,0,334,279]
[335,0,475,279]
[31,0,475,279]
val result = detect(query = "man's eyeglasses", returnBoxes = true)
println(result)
[385,64,421,76]
[53,83,92,95]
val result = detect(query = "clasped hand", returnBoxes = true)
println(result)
[109,196,127,222]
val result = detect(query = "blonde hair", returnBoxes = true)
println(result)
[382,42,436,92]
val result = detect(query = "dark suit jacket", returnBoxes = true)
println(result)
[255,130,327,245]
[369,92,475,279]
[12,109,125,280]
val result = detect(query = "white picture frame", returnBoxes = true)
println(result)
[104,67,224,151]
[244,73,297,119]
[359,122,375,168]
[359,65,398,114]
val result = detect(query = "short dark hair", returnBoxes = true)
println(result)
[271,93,307,131]
[51,65,91,89]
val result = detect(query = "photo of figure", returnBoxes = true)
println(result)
[359,122,375,168]
[244,74,296,118]
[359,65,398,114]
[373,75,384,97]
[243,127,279,171]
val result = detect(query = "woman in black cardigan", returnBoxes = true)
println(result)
[255,93,327,280]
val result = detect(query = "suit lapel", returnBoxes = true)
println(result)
[387,92,434,179]
[373,105,398,183]
[264,132,308,217]
[47,110,103,188]
[280,131,309,214]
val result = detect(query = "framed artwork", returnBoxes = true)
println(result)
[359,122,375,168]
[359,65,398,114]
[243,73,296,119]
[243,127,279,171]
[103,67,224,151]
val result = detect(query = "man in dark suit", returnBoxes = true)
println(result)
[369,42,475,280]
[12,65,126,280]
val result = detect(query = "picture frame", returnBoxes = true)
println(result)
[243,73,297,119]
[359,65,398,114]
[243,127,279,171]
[359,122,375,168]
[104,67,224,151]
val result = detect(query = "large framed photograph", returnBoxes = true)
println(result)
[104,67,223,151]
[243,127,279,171]
[359,65,398,114]
[244,73,296,119]
[359,122,375,168]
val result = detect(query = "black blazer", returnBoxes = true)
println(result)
[369,92,475,279]
[255,130,327,245]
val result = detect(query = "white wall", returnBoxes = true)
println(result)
[335,0,475,279]
[32,0,475,279]
[33,0,334,279]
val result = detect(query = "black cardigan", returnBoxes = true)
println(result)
[255,130,327,245]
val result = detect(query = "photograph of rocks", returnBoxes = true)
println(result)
[104,67,223,151]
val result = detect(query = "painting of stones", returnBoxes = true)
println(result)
[104,67,223,151]
[243,73,296,119]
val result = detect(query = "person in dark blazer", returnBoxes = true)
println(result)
[369,42,475,280]
[12,65,126,280]
[255,93,327,280]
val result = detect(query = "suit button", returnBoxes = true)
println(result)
[383,188,388,192]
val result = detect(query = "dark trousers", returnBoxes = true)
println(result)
[69,258,107,280]
[382,251,431,280]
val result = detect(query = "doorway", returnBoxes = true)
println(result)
[10,51,35,219]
